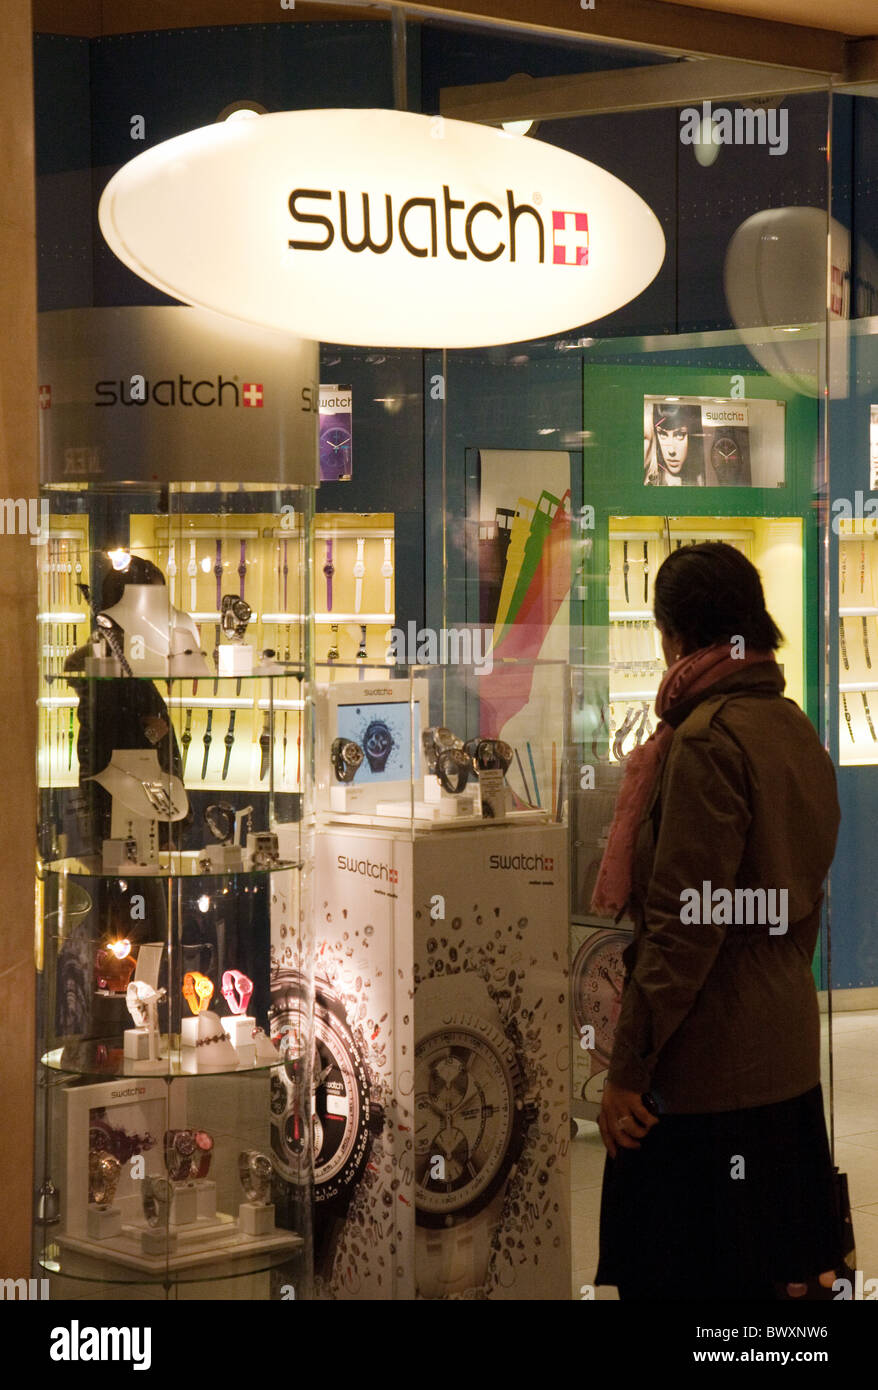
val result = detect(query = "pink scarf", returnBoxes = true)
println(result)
[590,643,776,917]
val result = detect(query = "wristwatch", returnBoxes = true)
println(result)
[326,623,340,662]
[323,539,334,612]
[204,801,236,844]
[126,979,165,1029]
[356,623,368,661]
[222,709,237,780]
[381,538,393,614]
[320,427,352,479]
[221,968,253,1016]
[214,539,224,693]
[142,1175,171,1229]
[423,727,470,793]
[353,537,365,615]
[331,737,364,783]
[182,970,214,1015]
[710,432,744,484]
[463,738,513,776]
[220,594,251,642]
[363,719,393,773]
[268,968,384,1280]
[238,539,247,598]
[415,970,538,1298]
[201,708,213,779]
[191,1130,214,1181]
[239,1150,273,1206]
[181,707,193,776]
[89,1150,121,1207]
[164,1128,197,1182]
[259,712,272,781]
[187,539,198,612]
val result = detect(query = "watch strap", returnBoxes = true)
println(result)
[222,710,236,780]
[201,709,213,779]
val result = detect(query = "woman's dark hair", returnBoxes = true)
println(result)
[653,541,783,652]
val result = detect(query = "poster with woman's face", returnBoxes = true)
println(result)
[643,396,768,488]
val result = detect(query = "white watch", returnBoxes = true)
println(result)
[187,539,198,612]
[167,540,177,608]
[381,538,393,614]
[353,537,365,614]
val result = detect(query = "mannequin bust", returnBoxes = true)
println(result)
[99,554,210,676]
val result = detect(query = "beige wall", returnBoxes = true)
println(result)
[0,0,38,1275]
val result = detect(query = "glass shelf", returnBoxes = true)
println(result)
[41,1043,284,1081]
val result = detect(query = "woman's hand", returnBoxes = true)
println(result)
[598,1081,659,1158]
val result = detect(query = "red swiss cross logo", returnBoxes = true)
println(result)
[242,382,264,408]
[39,384,51,409]
[830,265,845,316]
[552,211,588,266]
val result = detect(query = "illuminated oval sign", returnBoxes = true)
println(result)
[98,108,665,349]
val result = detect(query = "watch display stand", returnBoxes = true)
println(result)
[36,480,314,1299]
[180,1011,240,1071]
[194,1181,217,1220]
[476,770,511,820]
[239,1202,276,1237]
[123,943,166,1071]
[218,643,253,677]
[224,1015,256,1049]
[101,583,210,678]
[306,819,571,1300]
[141,1229,179,1257]
[87,1205,122,1240]
[421,776,476,815]
[169,1183,198,1226]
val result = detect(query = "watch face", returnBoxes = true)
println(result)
[711,433,741,480]
[268,970,376,1201]
[571,931,629,1065]
[363,720,393,771]
[415,1023,516,1223]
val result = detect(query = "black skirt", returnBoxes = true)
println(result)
[595,1085,843,1299]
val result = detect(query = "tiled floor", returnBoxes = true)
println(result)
[571,1009,878,1299]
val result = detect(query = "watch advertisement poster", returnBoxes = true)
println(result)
[271,830,415,1299]
[319,384,353,481]
[413,823,570,1300]
[643,394,785,488]
[870,404,878,491]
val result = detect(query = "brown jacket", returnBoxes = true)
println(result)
[607,662,840,1113]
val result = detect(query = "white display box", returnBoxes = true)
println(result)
[239,1202,275,1236]
[218,644,253,676]
[87,1205,122,1240]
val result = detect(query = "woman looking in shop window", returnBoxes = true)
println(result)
[592,541,842,1301]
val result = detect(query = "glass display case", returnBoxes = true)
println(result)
[34,480,315,1299]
